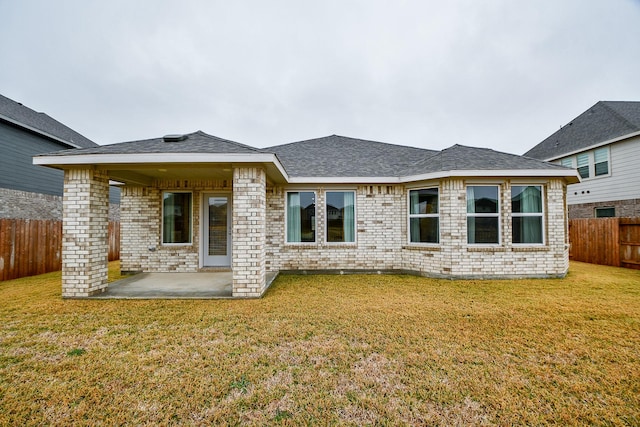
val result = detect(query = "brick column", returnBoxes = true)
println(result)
[62,169,110,298]
[232,167,266,297]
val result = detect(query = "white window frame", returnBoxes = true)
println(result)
[161,191,193,245]
[325,190,357,244]
[559,147,610,180]
[466,185,501,245]
[285,190,317,244]
[511,185,545,246]
[407,188,440,245]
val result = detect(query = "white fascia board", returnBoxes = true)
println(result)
[34,152,290,181]
[288,169,581,184]
[543,130,640,161]
[0,113,83,149]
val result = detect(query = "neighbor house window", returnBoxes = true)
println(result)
[560,158,573,168]
[467,186,500,244]
[286,191,316,243]
[162,192,192,244]
[512,185,544,244]
[326,191,355,243]
[594,147,609,176]
[409,188,439,244]
[595,207,615,218]
[576,153,590,179]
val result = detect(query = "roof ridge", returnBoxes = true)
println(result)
[267,134,437,153]
[190,130,266,153]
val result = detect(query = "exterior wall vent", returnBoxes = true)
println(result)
[163,134,188,142]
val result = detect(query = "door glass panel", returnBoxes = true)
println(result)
[208,197,227,256]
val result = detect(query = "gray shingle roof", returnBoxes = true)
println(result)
[410,144,569,175]
[525,101,640,160]
[0,93,97,148]
[266,134,439,177]
[267,135,566,177]
[39,130,264,156]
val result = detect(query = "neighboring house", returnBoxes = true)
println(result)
[0,93,120,220]
[34,132,578,298]
[525,101,640,219]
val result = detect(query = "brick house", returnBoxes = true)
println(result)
[35,132,579,298]
[525,101,640,219]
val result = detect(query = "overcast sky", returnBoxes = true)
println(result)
[1,0,639,154]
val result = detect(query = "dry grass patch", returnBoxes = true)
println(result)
[0,261,639,425]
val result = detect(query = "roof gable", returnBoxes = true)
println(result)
[525,101,640,160]
[0,93,97,148]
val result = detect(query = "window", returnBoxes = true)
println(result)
[467,186,500,244]
[595,207,615,218]
[594,148,609,176]
[560,158,573,168]
[512,186,544,244]
[326,191,355,243]
[576,153,589,179]
[162,192,192,244]
[286,191,316,243]
[409,188,439,243]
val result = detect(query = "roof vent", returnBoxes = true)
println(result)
[163,134,188,142]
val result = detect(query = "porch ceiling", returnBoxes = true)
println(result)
[103,162,285,186]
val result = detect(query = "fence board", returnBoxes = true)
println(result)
[569,217,640,269]
[0,219,120,281]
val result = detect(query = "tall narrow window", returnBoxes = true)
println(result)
[409,188,439,243]
[594,148,609,176]
[326,191,355,243]
[467,186,500,244]
[512,186,544,244]
[286,192,316,243]
[576,153,590,179]
[162,192,192,244]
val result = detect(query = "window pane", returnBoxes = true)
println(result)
[287,192,315,242]
[467,186,498,213]
[594,161,608,176]
[467,217,499,244]
[560,158,573,168]
[410,217,439,243]
[512,186,542,213]
[409,188,438,214]
[327,191,355,242]
[595,207,615,218]
[577,153,589,178]
[594,148,608,163]
[512,217,543,244]
[163,192,191,243]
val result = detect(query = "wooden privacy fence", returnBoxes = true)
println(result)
[0,219,120,281]
[569,217,640,269]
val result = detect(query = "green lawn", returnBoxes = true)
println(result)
[1,262,639,426]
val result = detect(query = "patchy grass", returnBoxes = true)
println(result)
[0,261,639,425]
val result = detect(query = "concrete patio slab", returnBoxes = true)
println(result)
[91,271,278,299]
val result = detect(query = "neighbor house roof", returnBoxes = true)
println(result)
[0,93,97,148]
[524,101,640,160]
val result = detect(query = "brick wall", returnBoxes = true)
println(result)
[266,178,569,279]
[0,187,120,221]
[120,179,232,273]
[569,198,640,219]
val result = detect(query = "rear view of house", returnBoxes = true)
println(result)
[35,132,578,298]
[525,101,640,219]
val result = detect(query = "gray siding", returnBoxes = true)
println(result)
[565,135,640,206]
[0,120,120,203]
